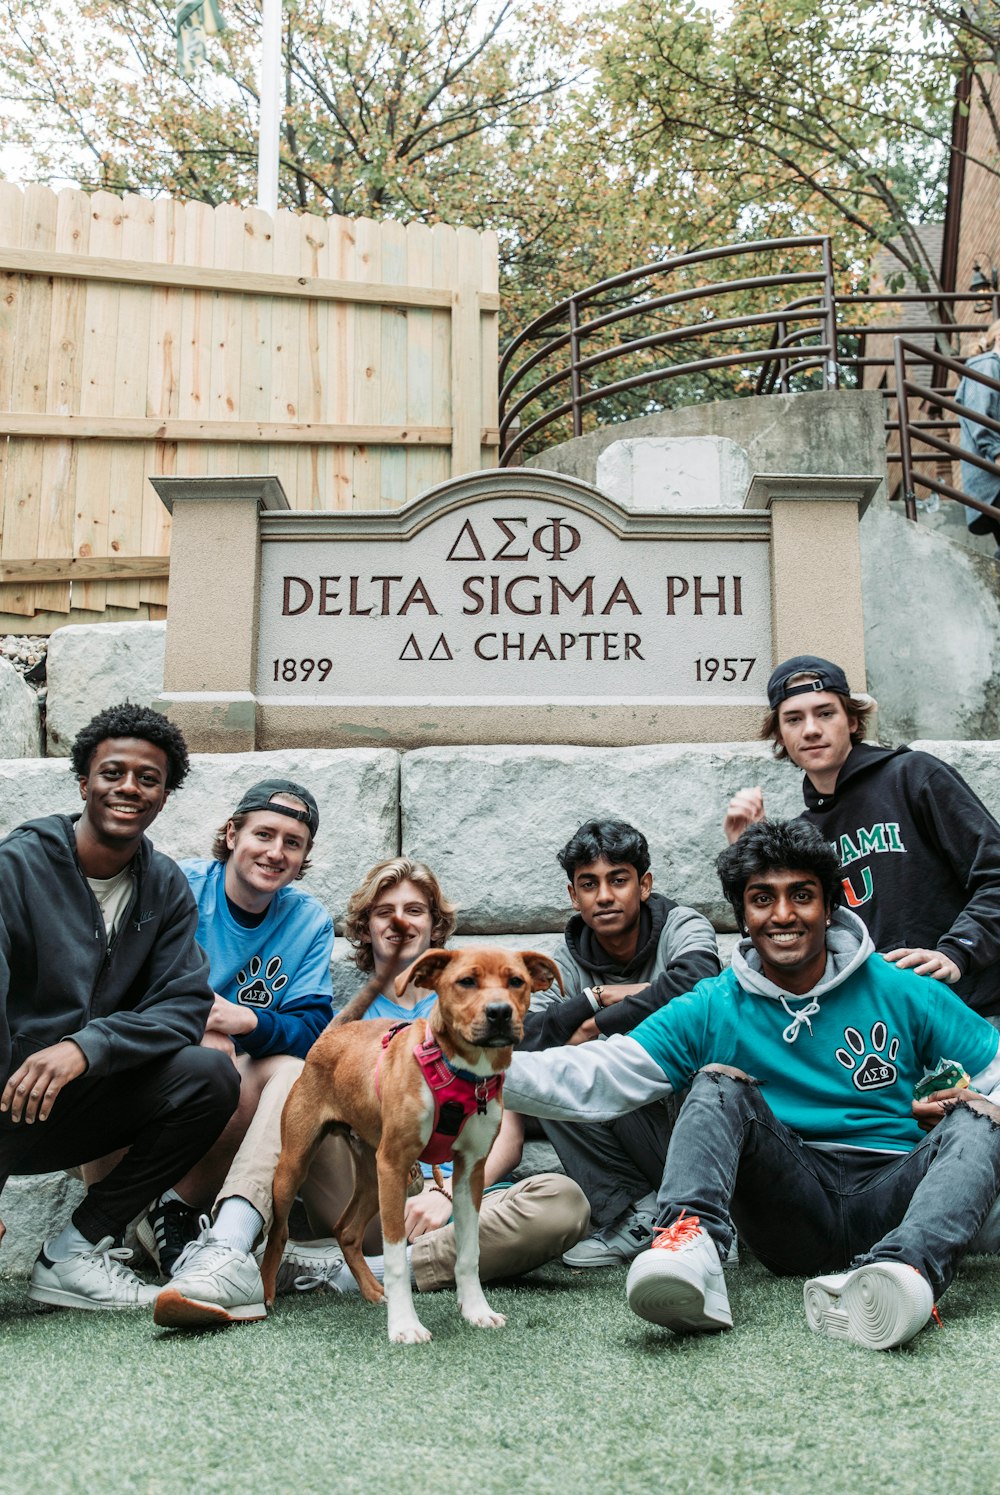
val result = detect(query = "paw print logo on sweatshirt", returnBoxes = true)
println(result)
[237,955,289,1008]
[835,1022,900,1091]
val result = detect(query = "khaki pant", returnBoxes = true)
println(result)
[217,1055,590,1291]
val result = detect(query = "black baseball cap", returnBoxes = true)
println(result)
[232,779,319,838]
[766,655,857,710]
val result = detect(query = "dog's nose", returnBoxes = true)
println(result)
[485,1002,513,1028]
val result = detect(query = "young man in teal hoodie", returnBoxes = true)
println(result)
[504,820,1000,1351]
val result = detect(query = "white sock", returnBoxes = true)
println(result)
[363,1249,416,1288]
[212,1196,264,1254]
[47,1221,97,1260]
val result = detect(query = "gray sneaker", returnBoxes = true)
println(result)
[29,1237,159,1311]
[255,1238,361,1297]
[562,1203,658,1268]
[153,1223,266,1328]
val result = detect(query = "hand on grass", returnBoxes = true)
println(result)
[883,948,961,983]
[0,1041,87,1124]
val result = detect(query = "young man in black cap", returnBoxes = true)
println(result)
[0,704,239,1310]
[724,655,1000,1018]
[140,779,341,1321]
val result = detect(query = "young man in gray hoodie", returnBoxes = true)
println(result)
[504,820,1000,1351]
[518,819,720,1268]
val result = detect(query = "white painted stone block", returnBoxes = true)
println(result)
[401,743,805,932]
[596,437,751,510]
[46,621,166,757]
[0,658,42,757]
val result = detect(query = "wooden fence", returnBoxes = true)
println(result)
[0,184,499,627]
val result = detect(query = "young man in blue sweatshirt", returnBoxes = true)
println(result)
[144,779,340,1320]
[503,820,1000,1351]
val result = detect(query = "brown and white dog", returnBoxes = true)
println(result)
[260,946,561,1344]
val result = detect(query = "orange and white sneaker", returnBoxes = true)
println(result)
[625,1213,733,1333]
[803,1263,933,1351]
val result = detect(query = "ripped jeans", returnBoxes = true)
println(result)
[656,1068,1000,1299]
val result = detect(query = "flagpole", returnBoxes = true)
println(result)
[257,0,281,214]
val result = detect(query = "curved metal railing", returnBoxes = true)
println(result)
[498,236,839,465]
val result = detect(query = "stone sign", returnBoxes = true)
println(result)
[256,483,772,706]
[152,466,876,751]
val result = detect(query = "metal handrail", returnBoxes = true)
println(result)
[894,337,1000,522]
[498,236,837,465]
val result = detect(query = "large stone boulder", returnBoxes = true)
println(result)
[0,1173,86,1280]
[46,621,166,756]
[401,743,805,932]
[0,658,42,757]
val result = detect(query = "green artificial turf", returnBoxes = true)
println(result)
[2,1253,1000,1495]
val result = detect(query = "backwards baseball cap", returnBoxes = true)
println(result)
[766,655,874,711]
[232,779,319,838]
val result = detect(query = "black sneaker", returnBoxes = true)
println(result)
[136,1196,200,1277]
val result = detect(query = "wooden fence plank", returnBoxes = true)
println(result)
[295,212,327,509]
[269,210,305,506]
[239,206,275,485]
[451,226,483,477]
[3,186,58,616]
[37,188,91,611]
[0,183,24,615]
[405,220,442,500]
[480,229,500,465]
[0,414,452,443]
[107,193,156,609]
[352,216,382,507]
[379,218,408,511]
[141,197,182,608]
[432,224,457,485]
[329,215,357,510]
[0,246,468,309]
[1,555,170,581]
[75,190,125,612]
[178,200,215,476]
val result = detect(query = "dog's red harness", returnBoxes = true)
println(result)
[376,1024,504,1166]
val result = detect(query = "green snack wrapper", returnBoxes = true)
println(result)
[914,1058,970,1101]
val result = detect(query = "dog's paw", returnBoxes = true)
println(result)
[389,1320,433,1345]
[463,1307,507,1330]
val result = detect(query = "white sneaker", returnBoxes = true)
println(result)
[153,1223,266,1327]
[625,1213,732,1333]
[29,1237,159,1311]
[254,1238,360,1297]
[562,1202,657,1268]
[803,1262,934,1351]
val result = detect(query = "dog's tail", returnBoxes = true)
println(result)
[331,915,415,1026]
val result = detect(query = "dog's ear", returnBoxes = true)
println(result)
[396,948,455,997]
[518,953,564,995]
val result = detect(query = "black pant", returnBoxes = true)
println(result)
[543,1097,680,1227]
[0,1048,239,1243]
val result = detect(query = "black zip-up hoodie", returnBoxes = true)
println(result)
[0,814,214,1084]
[800,743,1000,1015]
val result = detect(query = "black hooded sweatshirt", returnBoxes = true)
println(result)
[800,743,1000,1015]
[0,814,214,1085]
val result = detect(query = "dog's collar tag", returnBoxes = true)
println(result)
[475,1078,491,1116]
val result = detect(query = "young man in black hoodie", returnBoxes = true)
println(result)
[0,704,239,1311]
[723,654,1000,1020]
[519,819,720,1267]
